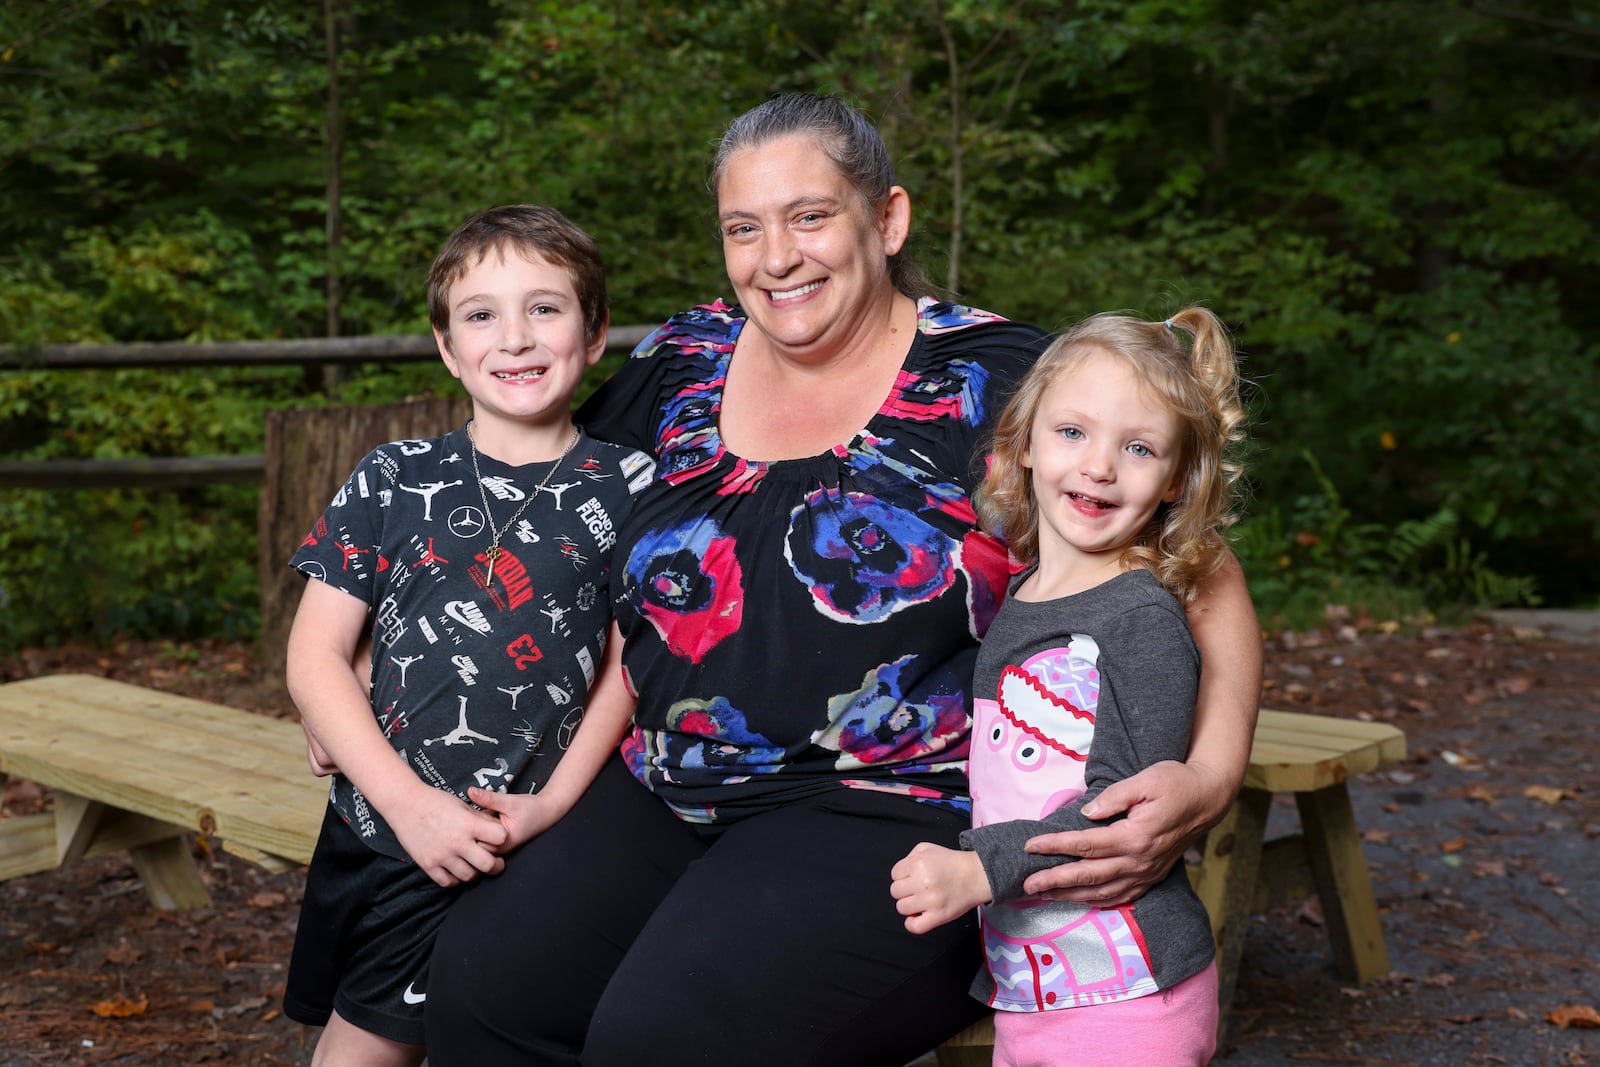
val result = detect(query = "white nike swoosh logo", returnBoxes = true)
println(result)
[402,983,427,1005]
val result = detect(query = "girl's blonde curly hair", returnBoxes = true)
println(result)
[978,306,1247,603]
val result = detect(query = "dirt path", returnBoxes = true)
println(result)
[1,618,1596,1065]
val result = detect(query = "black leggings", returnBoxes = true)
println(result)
[425,757,986,1066]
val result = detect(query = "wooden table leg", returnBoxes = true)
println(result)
[1190,786,1270,1047]
[127,835,212,911]
[1296,782,1390,983]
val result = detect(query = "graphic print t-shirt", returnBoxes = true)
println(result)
[961,569,1214,1011]
[290,425,653,860]
[577,299,1047,823]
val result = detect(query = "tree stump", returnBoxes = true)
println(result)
[257,396,471,692]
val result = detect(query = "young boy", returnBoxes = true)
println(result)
[281,204,653,1065]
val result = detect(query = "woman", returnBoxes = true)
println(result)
[424,92,1261,1066]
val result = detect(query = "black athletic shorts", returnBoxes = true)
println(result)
[283,804,461,1045]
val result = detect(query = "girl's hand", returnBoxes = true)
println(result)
[1020,759,1229,905]
[890,842,992,934]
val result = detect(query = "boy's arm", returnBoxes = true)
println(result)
[471,619,635,851]
[287,578,507,886]
[1021,557,1260,901]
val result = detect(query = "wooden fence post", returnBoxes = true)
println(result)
[257,397,472,691]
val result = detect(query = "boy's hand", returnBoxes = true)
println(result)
[468,787,568,853]
[305,736,338,777]
[390,785,510,888]
[889,842,992,934]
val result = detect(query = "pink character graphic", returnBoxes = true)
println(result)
[971,637,1159,1011]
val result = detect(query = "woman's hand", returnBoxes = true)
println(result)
[890,842,992,934]
[1020,759,1232,905]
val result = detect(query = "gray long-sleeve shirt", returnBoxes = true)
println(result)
[960,568,1215,1011]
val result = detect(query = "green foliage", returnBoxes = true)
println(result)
[1234,451,1539,631]
[1,0,1595,648]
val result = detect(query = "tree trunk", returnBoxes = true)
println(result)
[257,397,472,693]
[317,0,345,394]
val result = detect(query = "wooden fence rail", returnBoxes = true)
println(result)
[0,327,654,489]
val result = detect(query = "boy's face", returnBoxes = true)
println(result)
[434,248,606,436]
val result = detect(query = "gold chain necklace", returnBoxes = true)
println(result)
[465,420,579,589]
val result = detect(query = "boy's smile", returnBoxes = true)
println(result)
[434,248,605,462]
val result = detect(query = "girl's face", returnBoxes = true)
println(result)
[1024,347,1184,576]
[716,133,909,360]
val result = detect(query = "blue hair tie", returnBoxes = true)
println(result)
[1164,319,1175,330]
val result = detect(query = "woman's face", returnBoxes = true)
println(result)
[716,133,909,360]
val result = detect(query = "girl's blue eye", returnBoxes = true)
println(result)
[1060,427,1083,440]
[1128,443,1153,458]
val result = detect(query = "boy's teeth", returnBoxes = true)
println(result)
[496,369,545,380]
[771,281,822,300]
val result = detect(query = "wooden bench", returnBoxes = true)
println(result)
[935,707,1407,1065]
[0,673,326,909]
[0,676,1404,1057]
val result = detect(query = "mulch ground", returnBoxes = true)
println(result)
[1,619,1597,1065]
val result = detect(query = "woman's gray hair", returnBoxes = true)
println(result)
[709,92,934,300]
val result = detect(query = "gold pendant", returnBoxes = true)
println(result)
[484,543,502,588]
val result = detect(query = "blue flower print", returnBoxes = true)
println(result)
[785,488,957,623]
[812,655,970,770]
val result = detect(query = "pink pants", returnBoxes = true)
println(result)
[992,962,1219,1067]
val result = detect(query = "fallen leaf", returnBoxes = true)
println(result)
[1362,828,1392,844]
[1439,838,1469,853]
[1424,973,1456,988]
[1473,860,1508,877]
[189,998,216,1013]
[1547,1004,1600,1029]
[104,942,142,966]
[92,993,149,1018]
[1444,1012,1483,1024]
[1497,675,1534,695]
[249,891,287,909]
[1540,871,1563,886]
[1466,785,1497,805]
[1525,784,1569,805]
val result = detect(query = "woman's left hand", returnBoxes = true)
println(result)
[1019,759,1230,906]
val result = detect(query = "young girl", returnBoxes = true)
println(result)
[890,307,1247,1066]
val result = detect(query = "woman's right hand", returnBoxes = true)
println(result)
[1019,758,1231,906]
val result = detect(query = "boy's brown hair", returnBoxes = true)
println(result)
[427,204,607,352]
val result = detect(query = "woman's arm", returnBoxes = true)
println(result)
[1019,556,1261,904]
